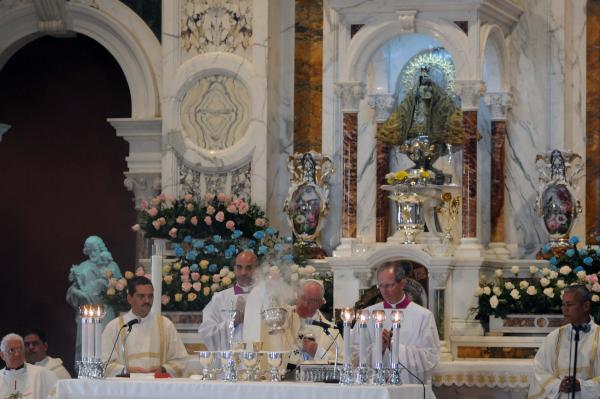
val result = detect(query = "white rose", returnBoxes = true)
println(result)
[549,271,559,280]
[227,271,235,279]
[289,264,299,273]
[542,268,551,276]
[593,295,600,303]
[304,265,316,274]
[505,282,515,290]
[474,287,484,297]
[543,287,555,298]
[290,273,299,282]
[519,280,530,289]
[540,278,550,287]
[592,282,600,293]
[526,286,538,296]
[490,295,499,309]
[483,286,491,295]
[494,269,503,278]
[493,286,502,296]
[297,267,306,275]
[511,265,520,275]
[269,265,280,273]
[560,266,572,276]
[529,266,539,274]
[510,289,521,300]
[210,283,219,292]
[577,271,587,281]
[556,280,566,289]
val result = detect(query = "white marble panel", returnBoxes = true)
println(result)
[356,90,376,241]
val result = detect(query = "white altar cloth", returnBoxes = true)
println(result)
[432,359,533,388]
[53,378,436,399]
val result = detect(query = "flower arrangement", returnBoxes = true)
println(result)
[103,268,143,310]
[473,237,600,323]
[385,169,431,186]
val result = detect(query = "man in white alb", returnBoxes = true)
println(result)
[24,329,71,379]
[0,333,58,399]
[197,251,258,350]
[101,276,189,376]
[529,284,600,398]
[353,262,440,383]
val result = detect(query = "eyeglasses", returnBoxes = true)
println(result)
[377,282,398,290]
[4,347,24,355]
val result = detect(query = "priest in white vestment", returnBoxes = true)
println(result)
[529,284,600,399]
[101,276,189,377]
[197,251,258,350]
[264,279,344,366]
[0,333,58,399]
[24,329,71,379]
[353,262,440,384]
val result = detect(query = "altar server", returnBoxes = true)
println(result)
[101,276,189,376]
[197,250,258,349]
[24,329,71,379]
[0,333,58,399]
[353,262,440,383]
[529,284,600,399]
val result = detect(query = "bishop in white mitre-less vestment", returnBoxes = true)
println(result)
[101,310,189,377]
[0,363,57,399]
[354,296,440,384]
[198,284,250,350]
[529,321,600,399]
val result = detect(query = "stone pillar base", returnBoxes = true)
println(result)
[454,237,484,259]
[333,237,355,257]
[486,242,511,259]
[450,318,484,336]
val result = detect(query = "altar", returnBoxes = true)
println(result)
[53,379,436,399]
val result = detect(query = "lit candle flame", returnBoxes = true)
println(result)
[340,308,355,323]
[358,309,370,324]
[390,310,403,324]
[372,309,386,324]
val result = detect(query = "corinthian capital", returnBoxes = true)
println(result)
[455,80,486,111]
[124,172,162,209]
[484,92,513,121]
[367,94,395,123]
[335,82,366,112]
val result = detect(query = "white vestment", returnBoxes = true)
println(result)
[263,305,344,365]
[529,321,600,399]
[101,311,190,377]
[35,356,71,380]
[197,286,249,350]
[353,301,440,383]
[0,363,58,399]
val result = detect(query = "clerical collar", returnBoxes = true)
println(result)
[6,363,25,371]
[234,284,251,295]
[383,295,410,309]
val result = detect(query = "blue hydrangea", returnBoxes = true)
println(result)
[224,249,234,259]
[257,245,268,255]
[566,249,576,257]
[247,240,256,248]
[190,263,199,272]
[186,250,198,261]
[192,239,204,249]
[266,227,276,236]
[574,266,585,272]
[212,235,222,243]
[231,230,243,239]
[208,263,218,273]
[549,257,558,265]
[584,257,594,265]
[551,265,559,272]
[579,249,587,256]
[253,231,265,240]
[569,236,580,245]
[542,244,551,254]
[174,247,184,257]
[596,235,600,242]
[282,254,294,263]
[204,244,216,254]
[184,235,193,244]
[274,243,283,252]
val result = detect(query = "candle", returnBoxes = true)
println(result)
[94,305,103,359]
[358,310,369,367]
[340,308,354,367]
[151,254,162,315]
[86,309,94,360]
[390,310,402,367]
[80,307,88,360]
[372,310,386,367]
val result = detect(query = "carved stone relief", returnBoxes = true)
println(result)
[181,0,252,57]
[180,75,250,150]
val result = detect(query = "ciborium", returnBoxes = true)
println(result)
[262,307,288,335]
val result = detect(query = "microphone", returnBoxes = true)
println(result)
[309,320,335,330]
[104,318,140,375]
[308,320,340,383]
[126,318,140,332]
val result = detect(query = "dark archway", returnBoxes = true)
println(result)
[0,35,136,373]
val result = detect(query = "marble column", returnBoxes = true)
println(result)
[484,92,513,258]
[335,82,365,249]
[587,1,600,244]
[454,81,485,258]
[368,94,395,242]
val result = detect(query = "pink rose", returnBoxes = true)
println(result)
[212,275,221,283]
[255,218,266,227]
[226,204,237,214]
[238,203,249,214]
[204,216,212,226]
[180,266,190,275]
[181,275,190,283]
[166,194,177,203]
[150,198,160,207]
[182,282,192,292]
[184,193,193,202]
[234,198,244,207]
[215,211,225,222]
[186,203,194,212]
[190,216,198,226]
[131,224,141,232]
[147,207,159,217]
[191,272,200,281]
[205,193,215,202]
[152,220,161,230]
[140,200,149,210]
[168,227,178,238]
[161,295,170,305]
[176,216,186,224]
[587,274,599,284]
[135,266,145,277]
[192,282,202,291]
[109,278,117,288]
[217,192,227,202]
[226,220,235,230]
[157,193,166,202]
[158,217,166,226]
[115,281,126,291]
[206,205,216,215]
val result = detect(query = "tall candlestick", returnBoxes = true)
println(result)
[86,316,94,360]
[358,310,369,367]
[81,312,88,360]
[340,308,354,367]
[390,310,402,366]
[371,310,386,367]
